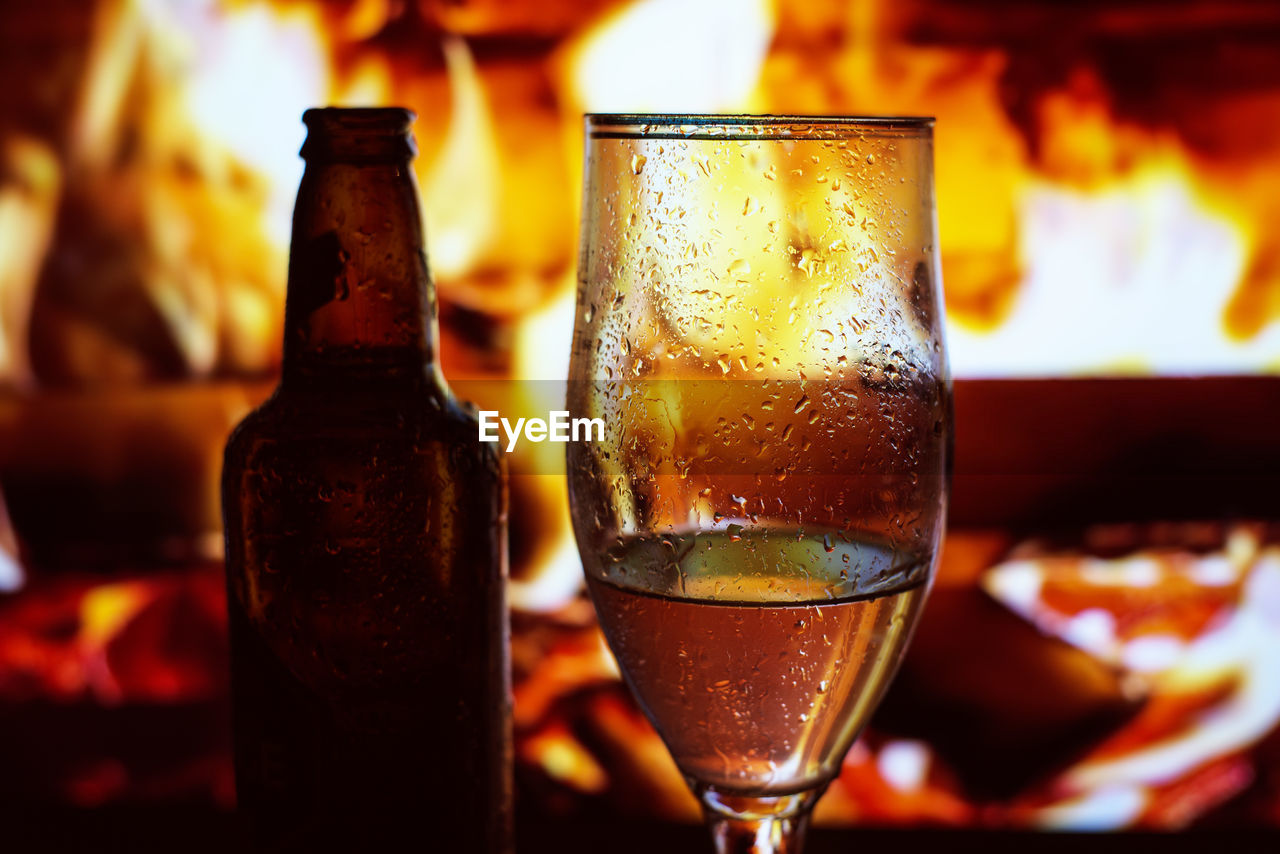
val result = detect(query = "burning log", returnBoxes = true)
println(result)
[985,527,1280,828]
[0,565,231,805]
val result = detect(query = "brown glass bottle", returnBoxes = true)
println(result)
[221,108,510,852]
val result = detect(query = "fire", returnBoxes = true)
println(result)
[1,0,1279,829]
[418,37,502,285]
[505,284,582,612]
[0,568,227,704]
[0,136,59,387]
[0,0,293,384]
[945,83,1266,375]
[521,721,609,794]
[753,11,1280,373]
[561,0,776,113]
[986,527,1280,828]
[2,2,1277,377]
[79,581,153,654]
[0,491,20,592]
[182,1,331,245]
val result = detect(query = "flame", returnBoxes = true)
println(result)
[183,1,330,246]
[79,580,154,703]
[0,550,19,594]
[562,0,775,113]
[521,722,609,794]
[9,0,299,383]
[0,490,22,593]
[509,503,588,614]
[948,67,1273,375]
[0,136,60,386]
[752,13,1280,374]
[80,582,153,652]
[948,147,1263,376]
[332,0,394,41]
[1,0,1276,388]
[815,738,975,827]
[503,283,587,613]
[419,37,502,284]
[70,0,148,173]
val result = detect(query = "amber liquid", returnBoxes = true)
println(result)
[587,529,927,796]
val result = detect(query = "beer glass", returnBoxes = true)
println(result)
[567,115,948,852]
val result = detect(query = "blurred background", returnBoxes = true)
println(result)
[1,0,1279,840]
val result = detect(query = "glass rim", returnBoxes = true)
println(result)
[584,113,934,140]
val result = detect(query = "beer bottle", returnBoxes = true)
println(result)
[221,108,511,852]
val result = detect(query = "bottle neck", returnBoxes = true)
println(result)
[281,157,439,384]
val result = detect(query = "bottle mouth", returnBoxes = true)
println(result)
[304,107,415,133]
[300,107,417,162]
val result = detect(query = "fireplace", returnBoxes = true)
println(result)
[1,0,1279,843]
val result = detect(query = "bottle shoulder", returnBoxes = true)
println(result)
[223,381,495,470]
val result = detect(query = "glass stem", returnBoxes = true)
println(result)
[700,789,817,854]
[707,810,810,853]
